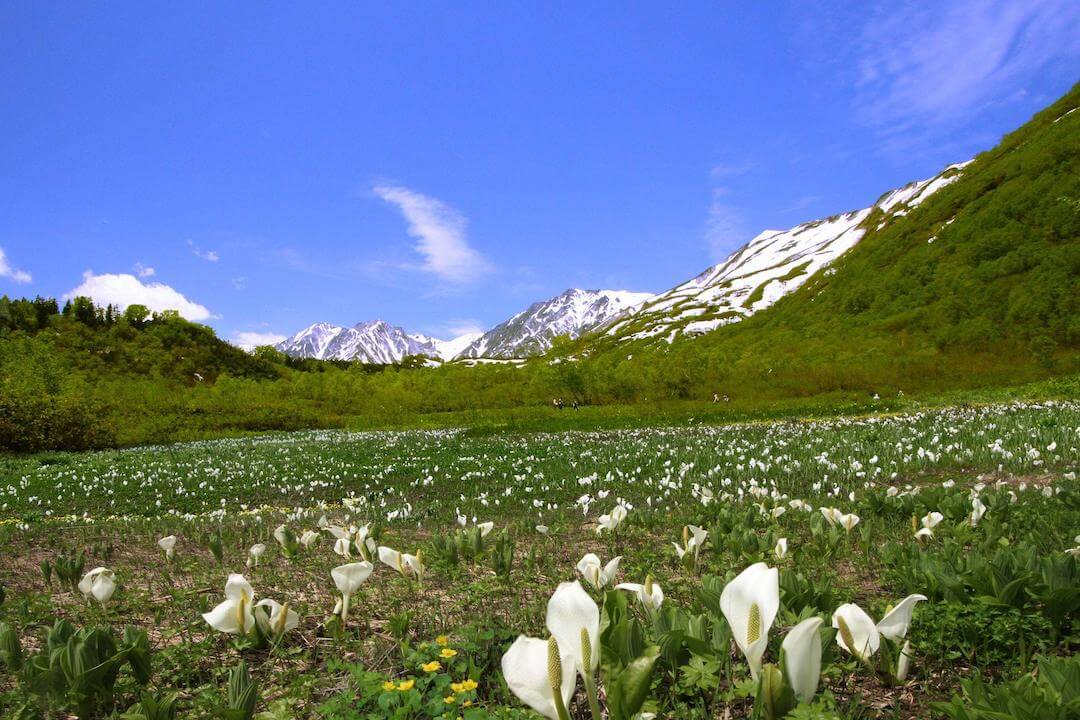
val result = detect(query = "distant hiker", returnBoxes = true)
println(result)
[723,394,730,403]
[572,400,579,410]
[713,393,719,403]
[553,398,564,410]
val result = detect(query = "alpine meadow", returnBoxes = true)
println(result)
[0,5,1078,720]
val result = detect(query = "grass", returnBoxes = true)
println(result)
[0,400,1076,719]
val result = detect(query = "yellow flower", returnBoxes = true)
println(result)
[463,700,473,707]
[381,681,396,692]
[436,635,450,646]
[397,679,415,691]
[422,661,442,673]
[440,648,458,659]
[444,694,457,704]
[460,678,478,691]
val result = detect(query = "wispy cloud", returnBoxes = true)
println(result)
[0,247,32,284]
[231,330,286,350]
[425,319,486,339]
[133,262,155,278]
[854,0,1080,133]
[704,188,749,262]
[187,240,220,262]
[64,271,213,321]
[373,185,493,284]
[778,195,822,215]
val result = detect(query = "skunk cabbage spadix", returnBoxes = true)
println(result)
[203,574,256,635]
[781,616,823,703]
[501,635,575,720]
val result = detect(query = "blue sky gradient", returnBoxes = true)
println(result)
[2,1,1077,345]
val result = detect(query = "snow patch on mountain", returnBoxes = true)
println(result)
[603,161,971,344]
[458,288,653,358]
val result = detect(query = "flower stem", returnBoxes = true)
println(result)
[584,672,603,720]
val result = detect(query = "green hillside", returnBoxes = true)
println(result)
[1,85,1077,452]
[577,82,1080,396]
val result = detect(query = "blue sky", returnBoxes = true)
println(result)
[2,1,1077,345]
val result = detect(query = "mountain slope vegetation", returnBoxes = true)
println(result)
[1,85,1077,451]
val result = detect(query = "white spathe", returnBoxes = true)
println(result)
[501,635,575,720]
[781,616,824,703]
[546,581,600,677]
[720,562,780,680]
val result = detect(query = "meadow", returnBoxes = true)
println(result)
[0,400,1076,718]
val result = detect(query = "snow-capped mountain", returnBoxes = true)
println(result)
[601,161,971,344]
[458,288,654,358]
[276,320,456,363]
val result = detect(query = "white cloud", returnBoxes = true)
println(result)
[373,185,493,283]
[231,331,286,351]
[64,271,213,321]
[427,319,486,339]
[133,262,155,278]
[187,240,220,262]
[0,247,32,284]
[854,0,1080,130]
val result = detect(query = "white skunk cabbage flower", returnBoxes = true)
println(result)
[970,497,986,526]
[546,581,600,678]
[78,567,116,604]
[781,616,823,703]
[247,543,267,567]
[576,553,621,590]
[501,635,575,719]
[595,504,628,534]
[333,537,352,558]
[774,538,788,560]
[921,512,943,529]
[331,561,374,622]
[838,513,861,532]
[720,562,779,680]
[378,546,425,582]
[203,574,256,634]
[672,525,708,560]
[255,598,299,636]
[478,521,495,537]
[158,535,177,561]
[832,594,926,665]
[299,530,320,549]
[616,575,664,612]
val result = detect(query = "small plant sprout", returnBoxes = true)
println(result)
[330,561,373,623]
[157,535,177,561]
[720,562,780,680]
[203,574,256,635]
[575,553,621,590]
[78,567,116,605]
